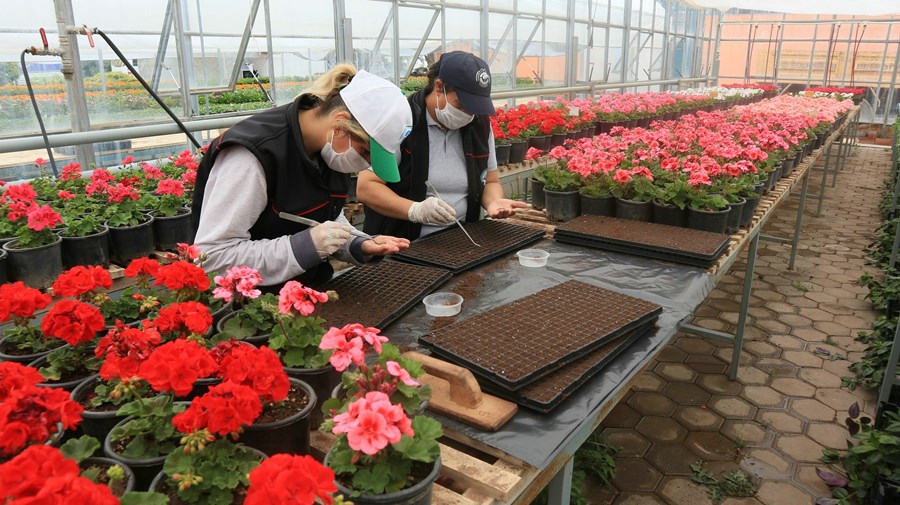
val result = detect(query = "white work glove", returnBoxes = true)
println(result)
[310,221,353,259]
[408,197,457,225]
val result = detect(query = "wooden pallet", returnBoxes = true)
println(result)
[310,431,537,505]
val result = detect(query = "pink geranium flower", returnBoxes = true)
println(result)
[213,266,263,303]
[320,326,365,371]
[386,361,419,387]
[277,281,328,316]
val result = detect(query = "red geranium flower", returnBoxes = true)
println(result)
[0,281,52,323]
[51,265,112,299]
[150,301,213,339]
[40,300,106,346]
[217,345,289,403]
[95,322,162,381]
[0,446,118,505]
[122,155,134,165]
[4,183,37,203]
[0,384,83,456]
[57,190,76,200]
[59,162,82,181]
[25,204,61,231]
[138,339,217,396]
[156,178,185,197]
[172,381,262,436]
[245,454,338,505]
[0,362,44,402]
[124,257,160,278]
[154,260,210,294]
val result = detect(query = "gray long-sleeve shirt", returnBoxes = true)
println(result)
[194,145,365,286]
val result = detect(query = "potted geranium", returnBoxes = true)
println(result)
[97,258,163,328]
[213,266,273,346]
[579,171,616,217]
[60,435,137,498]
[538,160,582,222]
[0,281,60,363]
[321,328,442,504]
[0,362,84,460]
[491,114,511,166]
[2,201,64,289]
[150,178,192,252]
[653,172,691,227]
[0,445,120,503]
[244,454,344,505]
[58,191,110,268]
[101,180,155,265]
[686,180,730,234]
[610,168,659,222]
[29,297,106,391]
[153,257,230,327]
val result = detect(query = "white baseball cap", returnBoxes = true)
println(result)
[340,70,412,183]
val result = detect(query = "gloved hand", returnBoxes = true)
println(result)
[310,221,353,259]
[407,197,457,225]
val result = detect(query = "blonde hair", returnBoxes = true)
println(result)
[299,63,368,143]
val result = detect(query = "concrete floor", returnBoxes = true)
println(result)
[586,144,890,505]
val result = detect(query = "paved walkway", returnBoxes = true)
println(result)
[588,145,890,505]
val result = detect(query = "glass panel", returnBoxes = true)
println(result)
[268,0,336,105]
[346,0,393,78]
[490,0,514,11]
[515,17,543,87]
[585,27,609,82]
[488,12,515,90]
[398,5,441,81]
[444,8,481,56]
[607,27,625,83]
[518,0,544,16]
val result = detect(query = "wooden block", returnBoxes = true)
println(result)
[434,485,481,505]
[108,264,124,280]
[440,444,522,501]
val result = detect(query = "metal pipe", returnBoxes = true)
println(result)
[719,18,900,26]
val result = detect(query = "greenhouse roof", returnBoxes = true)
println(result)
[681,0,900,15]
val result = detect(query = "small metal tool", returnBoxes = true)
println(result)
[277,212,375,240]
[424,180,482,247]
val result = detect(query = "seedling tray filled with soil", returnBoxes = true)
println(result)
[481,324,654,413]
[554,215,730,268]
[313,260,451,329]
[418,280,661,390]
[394,220,546,273]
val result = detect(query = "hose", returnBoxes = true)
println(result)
[93,28,201,149]
[20,49,59,177]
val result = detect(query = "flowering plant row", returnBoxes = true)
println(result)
[530,94,852,210]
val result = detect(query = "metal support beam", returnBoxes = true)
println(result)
[488,16,515,66]
[226,0,262,88]
[263,0,276,103]
[405,9,440,78]
[54,0,95,169]
[371,8,394,67]
[788,169,811,270]
[151,1,175,91]
[392,0,400,84]
[547,457,574,505]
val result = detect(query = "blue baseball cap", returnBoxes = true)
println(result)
[437,52,496,116]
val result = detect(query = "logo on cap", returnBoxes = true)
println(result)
[475,68,490,88]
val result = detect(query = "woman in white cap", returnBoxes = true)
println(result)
[191,65,413,287]
[357,51,526,240]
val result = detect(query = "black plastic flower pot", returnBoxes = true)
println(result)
[550,133,567,148]
[872,477,900,505]
[282,366,339,430]
[0,248,7,285]
[615,198,652,222]
[651,200,687,227]
[2,236,63,290]
[61,226,110,269]
[214,311,270,346]
[508,141,527,164]
[81,457,137,496]
[544,190,580,222]
[740,196,761,228]
[595,121,614,135]
[527,135,550,152]
[107,216,155,266]
[530,179,546,210]
[151,209,192,252]
[186,377,223,401]
[494,144,511,166]
[241,378,316,455]
[71,376,127,442]
[754,181,767,197]
[148,445,267,497]
[725,198,746,234]
[104,419,170,491]
[580,194,615,217]
[0,331,65,364]
[29,352,97,392]
[687,207,730,234]
[327,452,441,505]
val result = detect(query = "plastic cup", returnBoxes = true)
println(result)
[423,292,463,317]
[517,249,549,267]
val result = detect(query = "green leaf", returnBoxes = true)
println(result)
[353,464,390,495]
[60,435,101,463]
[119,492,170,505]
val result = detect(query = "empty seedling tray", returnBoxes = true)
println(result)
[394,220,546,273]
[554,215,730,267]
[312,260,451,329]
[418,280,662,390]
[482,323,654,413]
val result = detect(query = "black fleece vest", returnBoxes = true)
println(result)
[362,89,490,240]
[191,95,349,284]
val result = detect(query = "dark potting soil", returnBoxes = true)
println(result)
[255,383,309,424]
[395,220,545,272]
[78,391,121,413]
[419,280,661,390]
[83,461,129,496]
[312,261,451,329]
[0,336,65,356]
[555,215,730,258]
[45,363,93,384]
[158,478,248,505]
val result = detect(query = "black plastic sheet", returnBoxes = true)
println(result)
[384,239,715,469]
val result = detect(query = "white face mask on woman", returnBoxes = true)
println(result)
[435,89,475,130]
[321,130,370,174]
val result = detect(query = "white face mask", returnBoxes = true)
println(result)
[321,130,370,174]
[435,89,475,130]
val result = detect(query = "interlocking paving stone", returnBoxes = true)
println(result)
[658,477,714,505]
[790,398,836,422]
[628,392,678,417]
[612,458,663,492]
[673,337,717,355]
[654,363,699,383]
[741,386,787,407]
[756,481,814,505]
[794,465,833,498]
[603,403,644,429]
[636,416,689,444]
[735,366,770,385]
[673,406,724,432]
[743,448,792,474]
[685,432,737,461]
[603,428,652,458]
[769,334,806,349]
[780,351,824,368]
[775,435,827,463]
[663,383,710,406]
[720,420,769,445]
[770,378,816,398]
[632,372,667,392]
[656,346,688,363]
[743,341,779,357]
[645,444,698,475]
[613,495,667,505]
[758,411,803,433]
[814,388,866,411]
[806,423,851,450]
[708,395,758,419]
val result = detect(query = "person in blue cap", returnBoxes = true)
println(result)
[191,65,412,287]
[357,51,526,240]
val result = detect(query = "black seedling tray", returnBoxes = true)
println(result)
[394,220,545,273]
[482,323,653,413]
[554,234,724,268]
[313,260,451,329]
[554,215,730,261]
[418,280,662,390]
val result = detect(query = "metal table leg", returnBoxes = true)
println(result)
[817,142,833,217]
[547,457,574,505]
[788,170,811,270]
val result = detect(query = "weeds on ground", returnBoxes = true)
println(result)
[792,281,810,292]
[691,463,758,504]
[531,430,621,505]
